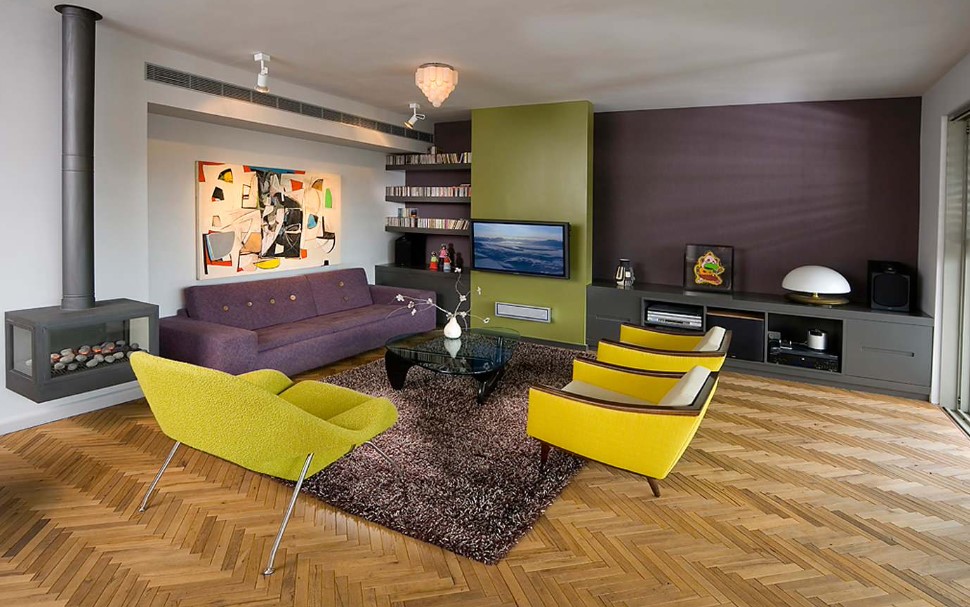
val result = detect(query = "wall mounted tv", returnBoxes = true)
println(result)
[470,220,570,279]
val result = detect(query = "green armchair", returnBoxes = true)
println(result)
[129,352,397,575]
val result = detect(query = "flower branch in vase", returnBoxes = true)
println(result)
[393,269,490,341]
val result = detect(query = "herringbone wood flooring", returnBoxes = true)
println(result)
[1,348,969,606]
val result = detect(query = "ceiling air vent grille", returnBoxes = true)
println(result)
[144,62,431,143]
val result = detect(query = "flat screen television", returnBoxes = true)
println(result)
[470,219,570,279]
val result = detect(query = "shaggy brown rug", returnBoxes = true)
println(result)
[300,342,584,564]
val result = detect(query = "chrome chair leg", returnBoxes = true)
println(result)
[263,453,313,576]
[362,441,395,468]
[138,441,180,513]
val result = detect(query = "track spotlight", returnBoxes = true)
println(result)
[404,102,426,130]
[254,52,271,93]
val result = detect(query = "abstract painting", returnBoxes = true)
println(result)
[196,162,340,280]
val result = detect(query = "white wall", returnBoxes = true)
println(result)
[148,114,401,315]
[0,1,421,434]
[919,50,970,405]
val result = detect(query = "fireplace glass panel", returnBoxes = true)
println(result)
[11,324,33,377]
[48,318,148,378]
[129,316,152,353]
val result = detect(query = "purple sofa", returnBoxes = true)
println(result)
[159,268,435,375]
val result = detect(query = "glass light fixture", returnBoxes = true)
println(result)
[782,265,851,305]
[415,63,458,108]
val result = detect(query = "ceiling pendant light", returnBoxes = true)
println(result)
[415,63,458,108]
[254,52,271,93]
[404,102,426,130]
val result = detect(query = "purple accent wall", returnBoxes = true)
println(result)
[592,98,921,297]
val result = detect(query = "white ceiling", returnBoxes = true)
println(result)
[84,0,970,122]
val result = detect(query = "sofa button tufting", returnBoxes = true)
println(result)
[338,281,345,288]
[222,305,229,312]
[289,294,296,301]
[247,301,253,307]
[270,298,276,304]
[343,295,349,302]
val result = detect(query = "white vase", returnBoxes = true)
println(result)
[443,316,462,339]
[443,337,462,358]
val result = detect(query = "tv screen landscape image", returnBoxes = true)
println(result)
[471,220,570,279]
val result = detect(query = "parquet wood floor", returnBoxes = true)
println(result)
[1,347,969,606]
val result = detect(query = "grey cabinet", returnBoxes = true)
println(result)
[586,287,640,345]
[586,282,934,399]
[843,319,932,387]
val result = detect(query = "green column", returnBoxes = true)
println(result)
[471,101,593,345]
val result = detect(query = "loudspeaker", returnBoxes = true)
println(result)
[705,309,765,362]
[868,260,915,312]
[394,235,425,268]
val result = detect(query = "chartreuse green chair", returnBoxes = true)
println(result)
[528,359,718,497]
[596,324,732,373]
[129,352,397,575]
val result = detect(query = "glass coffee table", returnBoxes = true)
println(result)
[384,328,521,404]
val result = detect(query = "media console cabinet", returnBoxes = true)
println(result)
[587,281,933,399]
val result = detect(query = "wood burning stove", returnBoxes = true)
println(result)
[6,300,158,402]
[5,5,158,403]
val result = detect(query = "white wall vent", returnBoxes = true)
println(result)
[494,302,551,323]
[144,63,432,143]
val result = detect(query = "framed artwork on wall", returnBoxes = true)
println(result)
[684,244,734,292]
[196,161,340,280]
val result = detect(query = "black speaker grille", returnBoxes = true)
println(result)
[872,274,909,308]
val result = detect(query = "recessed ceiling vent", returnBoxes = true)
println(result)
[145,63,433,143]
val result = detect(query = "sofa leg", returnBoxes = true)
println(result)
[540,442,550,465]
[647,477,661,498]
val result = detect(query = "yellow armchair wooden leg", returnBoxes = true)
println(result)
[540,442,551,465]
[647,477,661,498]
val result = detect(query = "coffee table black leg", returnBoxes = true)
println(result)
[384,351,413,390]
[475,367,506,404]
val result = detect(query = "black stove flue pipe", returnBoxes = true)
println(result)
[55,4,102,310]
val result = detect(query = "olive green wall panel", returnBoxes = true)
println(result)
[470,101,593,345]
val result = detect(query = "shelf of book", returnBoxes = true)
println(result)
[385,226,470,236]
[384,162,471,172]
[386,196,470,204]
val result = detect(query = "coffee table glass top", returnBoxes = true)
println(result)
[385,328,521,376]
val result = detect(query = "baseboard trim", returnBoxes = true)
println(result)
[0,382,144,436]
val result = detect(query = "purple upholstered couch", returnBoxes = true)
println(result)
[159,268,435,375]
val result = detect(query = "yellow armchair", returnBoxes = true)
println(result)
[596,324,732,373]
[129,352,397,575]
[528,359,718,497]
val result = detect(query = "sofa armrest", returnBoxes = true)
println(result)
[159,315,257,375]
[370,285,436,306]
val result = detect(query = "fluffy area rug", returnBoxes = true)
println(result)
[300,342,585,564]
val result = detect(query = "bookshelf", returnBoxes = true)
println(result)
[385,162,470,172]
[385,196,470,205]
[384,150,472,270]
[385,226,470,236]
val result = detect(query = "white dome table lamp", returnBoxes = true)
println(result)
[782,265,851,305]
